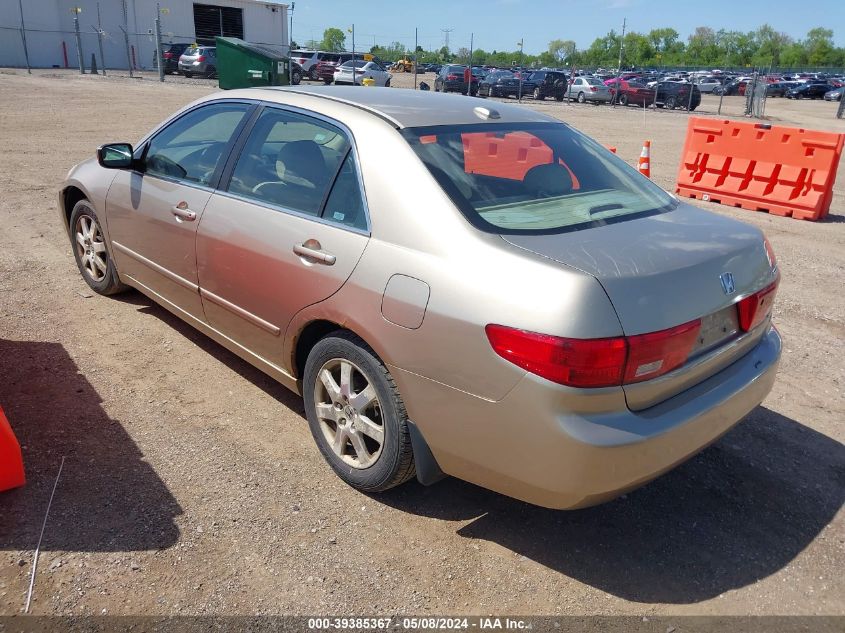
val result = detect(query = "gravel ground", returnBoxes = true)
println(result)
[0,68,843,618]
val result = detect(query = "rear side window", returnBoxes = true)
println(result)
[402,122,677,235]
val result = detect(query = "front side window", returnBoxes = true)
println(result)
[402,122,677,235]
[227,107,366,229]
[144,102,250,186]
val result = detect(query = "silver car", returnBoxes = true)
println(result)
[59,87,781,509]
[566,76,612,103]
[178,45,217,78]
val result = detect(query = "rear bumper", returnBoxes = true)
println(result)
[397,326,781,509]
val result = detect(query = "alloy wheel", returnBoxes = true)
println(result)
[74,214,108,283]
[313,358,384,469]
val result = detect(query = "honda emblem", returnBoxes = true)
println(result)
[720,272,736,295]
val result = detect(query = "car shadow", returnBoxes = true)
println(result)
[377,406,845,604]
[113,291,304,416]
[0,338,182,552]
[89,294,845,604]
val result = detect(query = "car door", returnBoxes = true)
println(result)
[106,101,253,321]
[196,106,370,370]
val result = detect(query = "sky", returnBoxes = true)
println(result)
[286,0,845,55]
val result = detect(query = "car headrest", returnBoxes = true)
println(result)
[523,163,573,198]
[276,140,327,189]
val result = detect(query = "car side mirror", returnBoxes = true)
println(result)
[97,143,134,169]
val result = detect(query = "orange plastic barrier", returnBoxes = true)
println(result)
[676,118,844,221]
[0,405,25,492]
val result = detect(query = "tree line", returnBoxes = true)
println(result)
[298,25,845,70]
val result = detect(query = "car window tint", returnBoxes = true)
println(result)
[322,152,367,230]
[144,103,250,186]
[227,108,350,217]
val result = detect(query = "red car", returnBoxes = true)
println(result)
[314,52,355,84]
[604,78,655,106]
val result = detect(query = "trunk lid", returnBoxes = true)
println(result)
[502,204,777,409]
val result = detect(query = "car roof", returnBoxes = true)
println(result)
[249,86,559,128]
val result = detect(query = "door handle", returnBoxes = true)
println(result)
[171,202,196,222]
[294,241,336,265]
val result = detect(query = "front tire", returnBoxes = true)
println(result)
[69,200,127,296]
[533,87,543,100]
[665,96,677,109]
[303,332,416,493]
[618,93,629,106]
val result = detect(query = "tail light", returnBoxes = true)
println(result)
[737,280,778,332]
[590,87,597,92]
[447,74,459,80]
[486,319,702,388]
[163,52,173,59]
[623,320,701,383]
[485,325,626,388]
[197,55,206,62]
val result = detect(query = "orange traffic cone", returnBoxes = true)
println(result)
[638,140,651,178]
[0,405,25,492]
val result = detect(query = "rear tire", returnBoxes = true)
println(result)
[665,96,677,109]
[69,200,127,296]
[183,71,193,78]
[303,331,416,493]
[577,91,586,103]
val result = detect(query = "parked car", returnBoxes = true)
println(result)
[313,53,355,84]
[289,61,304,85]
[290,50,320,77]
[824,86,844,101]
[161,42,191,75]
[787,82,833,99]
[694,76,722,93]
[655,82,701,111]
[333,60,391,86]
[64,87,782,509]
[178,45,217,78]
[477,70,515,97]
[713,79,748,96]
[525,70,568,101]
[434,65,478,95]
[565,76,612,104]
[766,81,797,97]
[605,79,655,106]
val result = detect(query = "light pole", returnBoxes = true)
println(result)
[517,38,524,101]
[288,1,294,84]
[71,7,84,74]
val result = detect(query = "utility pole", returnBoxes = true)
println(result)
[441,28,453,56]
[414,27,418,90]
[288,1,294,84]
[350,24,356,84]
[517,38,524,102]
[121,0,133,77]
[95,2,106,75]
[71,7,84,74]
[613,17,626,106]
[17,0,30,74]
[154,3,164,82]
[467,32,473,95]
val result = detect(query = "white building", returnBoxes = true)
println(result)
[1,0,288,70]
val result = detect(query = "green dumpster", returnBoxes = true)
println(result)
[216,37,291,90]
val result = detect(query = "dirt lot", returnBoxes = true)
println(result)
[0,68,843,618]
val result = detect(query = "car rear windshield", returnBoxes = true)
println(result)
[585,77,603,86]
[401,122,677,235]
